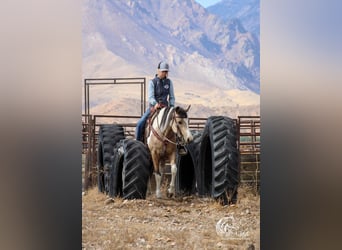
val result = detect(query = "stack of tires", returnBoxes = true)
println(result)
[97,124,152,199]
[97,125,125,193]
[109,139,152,199]
[97,115,239,204]
[176,116,239,205]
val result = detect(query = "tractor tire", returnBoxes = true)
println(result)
[111,139,152,199]
[108,146,124,197]
[176,130,203,195]
[225,118,239,204]
[97,124,125,193]
[199,116,239,204]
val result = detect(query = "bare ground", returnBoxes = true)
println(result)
[82,185,260,250]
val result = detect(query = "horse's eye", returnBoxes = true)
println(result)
[178,121,182,125]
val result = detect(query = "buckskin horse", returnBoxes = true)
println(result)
[145,105,193,198]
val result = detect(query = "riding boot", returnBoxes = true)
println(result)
[136,125,145,142]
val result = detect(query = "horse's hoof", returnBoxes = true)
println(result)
[166,191,175,198]
[156,191,162,199]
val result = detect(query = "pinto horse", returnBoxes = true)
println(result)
[146,105,193,198]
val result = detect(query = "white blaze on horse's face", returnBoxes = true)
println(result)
[172,116,193,143]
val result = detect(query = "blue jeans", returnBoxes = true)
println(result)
[135,108,151,141]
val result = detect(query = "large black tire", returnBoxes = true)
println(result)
[199,116,239,204]
[176,130,203,195]
[225,118,239,204]
[110,139,152,199]
[97,124,125,193]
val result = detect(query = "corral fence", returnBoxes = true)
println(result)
[82,78,260,191]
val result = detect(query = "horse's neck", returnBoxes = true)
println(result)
[153,107,174,135]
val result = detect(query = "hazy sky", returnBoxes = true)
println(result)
[195,0,221,8]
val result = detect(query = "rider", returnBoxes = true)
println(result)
[135,61,187,155]
[135,61,174,142]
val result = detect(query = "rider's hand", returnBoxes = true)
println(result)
[154,103,161,109]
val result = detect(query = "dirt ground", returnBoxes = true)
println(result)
[82,184,260,250]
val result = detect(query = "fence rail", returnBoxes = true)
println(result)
[238,116,260,190]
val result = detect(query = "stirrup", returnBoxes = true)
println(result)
[177,146,188,156]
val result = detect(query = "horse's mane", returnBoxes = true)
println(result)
[164,106,189,126]
[159,107,174,132]
[150,106,189,134]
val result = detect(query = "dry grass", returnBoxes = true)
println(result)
[82,185,260,249]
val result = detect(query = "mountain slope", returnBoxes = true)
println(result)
[207,0,259,38]
[83,0,259,92]
[82,0,259,116]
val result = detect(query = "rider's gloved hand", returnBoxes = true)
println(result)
[154,103,161,109]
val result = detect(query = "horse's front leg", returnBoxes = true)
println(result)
[167,151,177,197]
[151,150,162,199]
[154,172,162,199]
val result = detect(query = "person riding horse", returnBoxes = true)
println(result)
[135,61,187,155]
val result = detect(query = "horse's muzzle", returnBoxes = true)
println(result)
[178,133,193,146]
[186,133,193,143]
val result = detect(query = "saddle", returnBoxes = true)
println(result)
[142,107,161,145]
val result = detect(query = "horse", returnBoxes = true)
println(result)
[145,105,193,198]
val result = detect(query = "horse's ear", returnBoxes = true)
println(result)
[185,105,191,112]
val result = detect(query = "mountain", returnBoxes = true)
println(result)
[82,0,260,116]
[207,0,259,38]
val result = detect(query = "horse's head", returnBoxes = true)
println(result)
[172,105,193,144]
